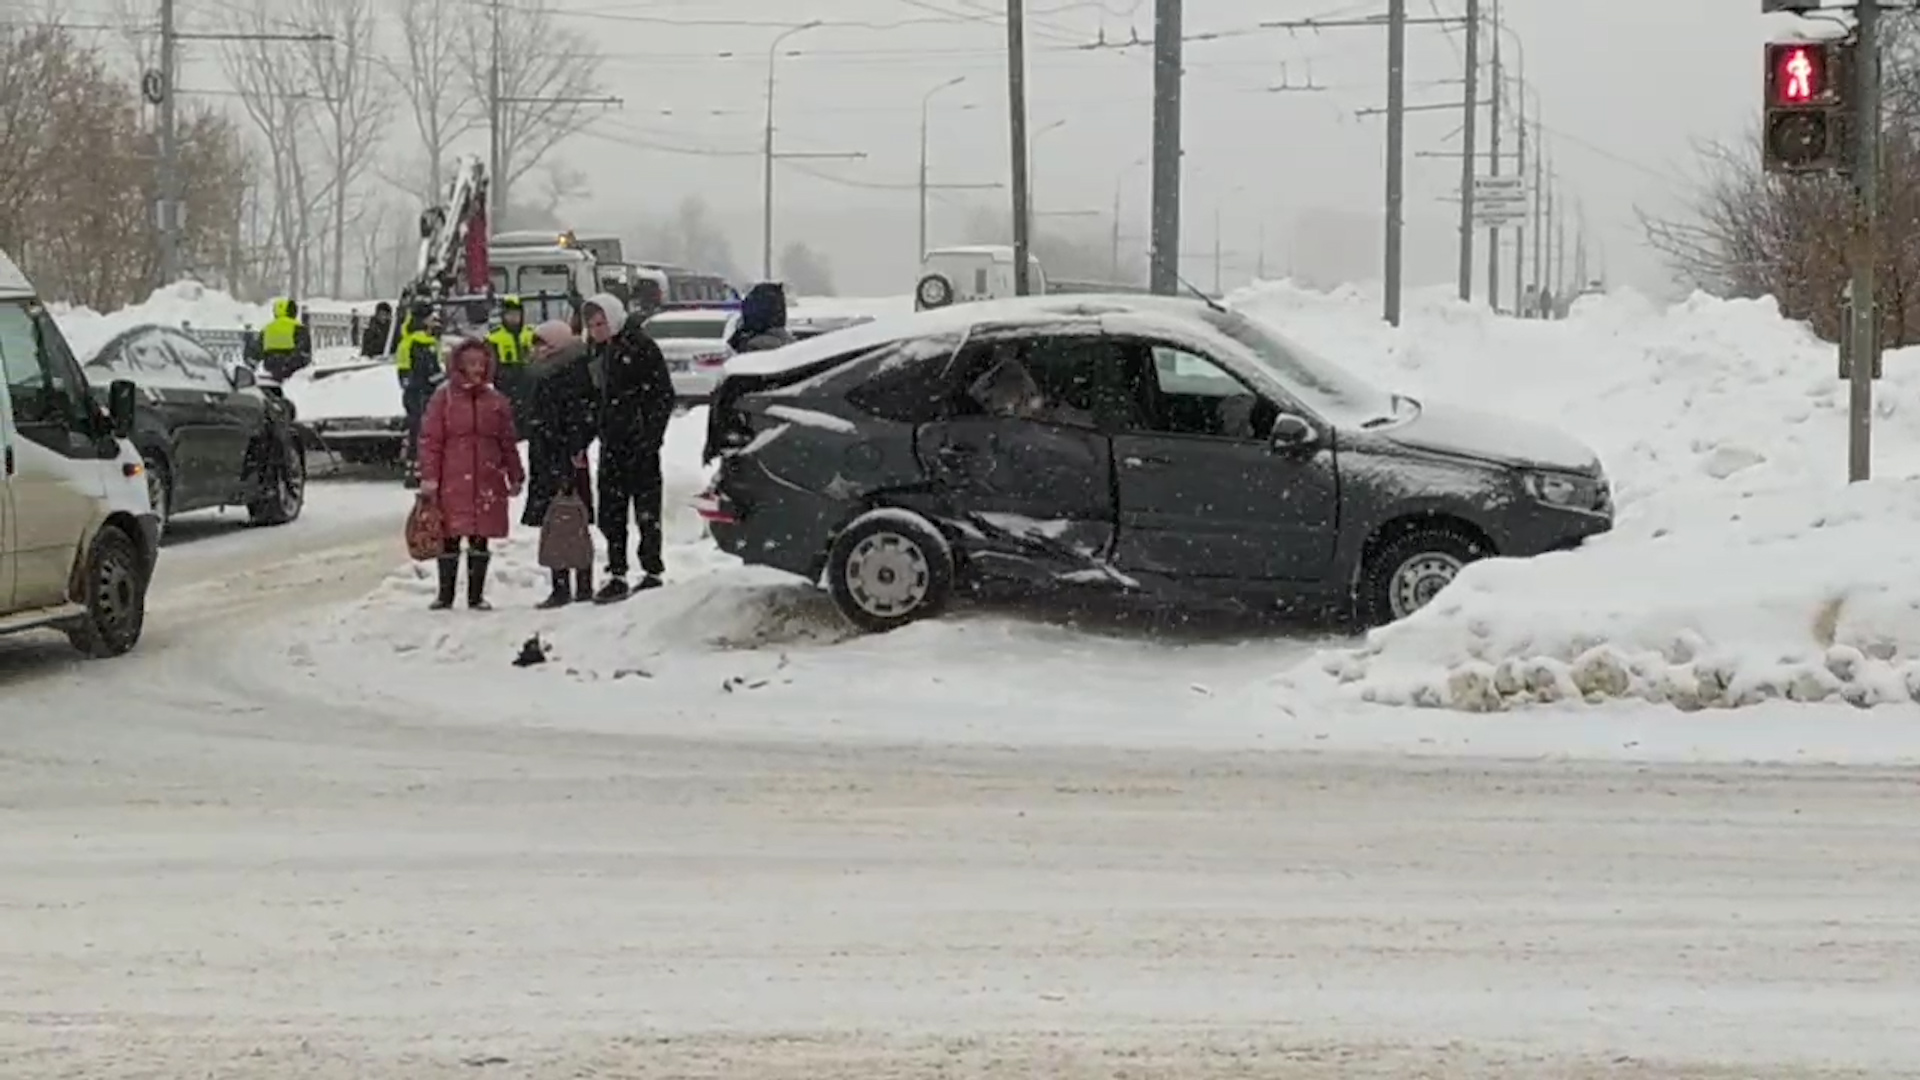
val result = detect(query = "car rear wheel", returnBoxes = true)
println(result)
[915,273,954,310]
[65,526,147,658]
[1355,525,1486,628]
[826,512,955,633]
[248,443,306,526]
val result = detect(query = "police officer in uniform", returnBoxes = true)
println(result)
[488,295,537,419]
[256,297,312,396]
[395,301,445,488]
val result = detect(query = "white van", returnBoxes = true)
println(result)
[0,248,160,656]
[915,245,1048,310]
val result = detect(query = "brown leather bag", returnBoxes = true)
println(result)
[538,493,594,570]
[405,497,445,562]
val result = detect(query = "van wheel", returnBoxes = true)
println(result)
[915,273,954,310]
[1354,525,1486,629]
[826,512,955,633]
[144,453,171,541]
[66,527,147,658]
[248,444,306,526]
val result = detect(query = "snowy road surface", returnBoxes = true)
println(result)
[1,486,1916,1077]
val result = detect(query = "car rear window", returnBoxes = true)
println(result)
[645,317,729,340]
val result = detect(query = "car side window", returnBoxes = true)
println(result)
[949,336,1103,429]
[2,301,86,442]
[1124,341,1276,441]
[842,332,966,423]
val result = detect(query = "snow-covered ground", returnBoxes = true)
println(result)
[9,284,1920,1077]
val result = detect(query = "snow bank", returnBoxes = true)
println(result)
[54,281,274,360]
[1238,281,1920,712]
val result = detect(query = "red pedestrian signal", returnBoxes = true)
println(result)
[1769,43,1826,105]
[1763,41,1851,173]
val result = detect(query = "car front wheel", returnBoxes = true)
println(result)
[1355,525,1486,628]
[248,443,306,526]
[66,526,148,657]
[825,511,955,633]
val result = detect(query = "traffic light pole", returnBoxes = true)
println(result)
[1846,0,1880,482]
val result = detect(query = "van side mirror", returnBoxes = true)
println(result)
[107,379,137,439]
[229,363,257,390]
[1270,412,1315,450]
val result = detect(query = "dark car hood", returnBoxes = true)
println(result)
[1374,399,1601,473]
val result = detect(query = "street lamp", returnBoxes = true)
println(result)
[762,19,823,279]
[919,75,967,260]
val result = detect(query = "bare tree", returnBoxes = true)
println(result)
[294,0,393,297]
[457,0,609,209]
[382,0,480,200]
[223,0,327,296]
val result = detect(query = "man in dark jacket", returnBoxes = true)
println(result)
[582,292,676,601]
[728,282,795,353]
[360,301,394,356]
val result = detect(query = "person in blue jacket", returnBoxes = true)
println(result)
[727,282,795,353]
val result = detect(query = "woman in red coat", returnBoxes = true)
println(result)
[418,337,525,610]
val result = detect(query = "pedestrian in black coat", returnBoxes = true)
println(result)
[521,320,600,607]
[581,292,676,602]
[360,301,394,356]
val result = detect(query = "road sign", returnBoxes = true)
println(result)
[1477,202,1528,225]
[1473,174,1524,196]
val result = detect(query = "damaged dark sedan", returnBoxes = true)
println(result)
[697,295,1612,633]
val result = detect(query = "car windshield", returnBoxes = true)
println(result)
[645,316,729,340]
[1200,307,1399,424]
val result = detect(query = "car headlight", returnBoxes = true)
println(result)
[1522,470,1607,512]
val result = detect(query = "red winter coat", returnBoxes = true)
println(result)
[419,371,524,539]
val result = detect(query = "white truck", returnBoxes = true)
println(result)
[0,246,160,656]
[914,245,1048,310]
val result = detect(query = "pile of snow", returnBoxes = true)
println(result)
[1238,281,1920,711]
[54,281,274,360]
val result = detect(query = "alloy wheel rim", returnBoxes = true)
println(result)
[845,532,931,618]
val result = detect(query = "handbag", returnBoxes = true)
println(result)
[538,492,594,570]
[405,496,445,562]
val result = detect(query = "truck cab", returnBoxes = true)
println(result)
[0,246,160,656]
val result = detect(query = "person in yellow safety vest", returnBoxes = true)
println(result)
[396,302,445,486]
[257,297,312,388]
[489,295,537,419]
[488,296,537,367]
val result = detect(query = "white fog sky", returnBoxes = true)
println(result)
[168,0,1766,298]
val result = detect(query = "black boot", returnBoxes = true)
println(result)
[594,575,630,604]
[467,551,492,610]
[537,569,571,609]
[575,568,594,602]
[430,555,457,610]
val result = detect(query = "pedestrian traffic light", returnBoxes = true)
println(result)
[1764,41,1849,173]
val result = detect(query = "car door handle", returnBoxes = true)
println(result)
[1122,454,1172,468]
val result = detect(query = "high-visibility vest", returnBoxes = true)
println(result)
[395,330,439,374]
[261,298,300,353]
[488,324,536,366]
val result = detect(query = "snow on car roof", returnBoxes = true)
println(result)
[0,247,32,298]
[721,293,1217,378]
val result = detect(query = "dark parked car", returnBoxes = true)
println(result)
[83,324,306,537]
[697,295,1612,633]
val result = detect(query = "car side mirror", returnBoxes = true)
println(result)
[1270,412,1315,450]
[229,363,257,390]
[107,379,137,439]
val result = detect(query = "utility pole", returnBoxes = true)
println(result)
[1531,113,1544,295]
[1383,0,1406,325]
[760,21,850,280]
[1148,0,1182,294]
[1512,80,1527,314]
[918,75,969,261]
[1455,0,1478,302]
[1111,183,1123,278]
[1542,154,1554,302]
[1485,0,1502,312]
[1007,0,1033,294]
[1847,0,1881,482]
[489,0,503,220]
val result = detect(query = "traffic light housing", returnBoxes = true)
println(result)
[1764,40,1852,173]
